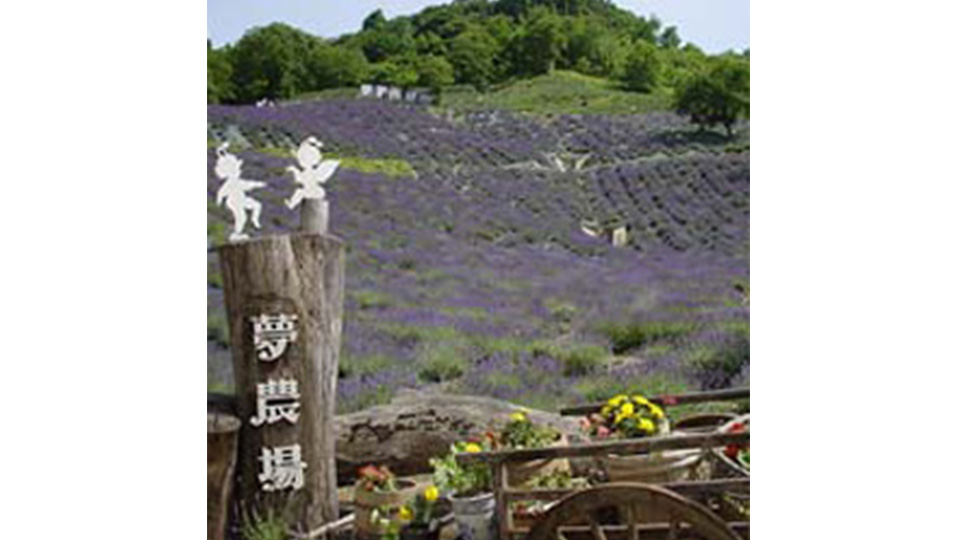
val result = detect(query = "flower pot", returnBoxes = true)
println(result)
[504,434,571,486]
[400,522,440,540]
[450,492,495,540]
[601,448,704,484]
[354,479,420,540]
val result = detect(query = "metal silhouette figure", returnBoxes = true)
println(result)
[214,143,265,242]
[286,137,340,210]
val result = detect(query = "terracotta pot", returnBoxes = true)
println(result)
[450,492,495,540]
[354,479,419,540]
[504,434,571,486]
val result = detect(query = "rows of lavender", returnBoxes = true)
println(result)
[207,99,750,413]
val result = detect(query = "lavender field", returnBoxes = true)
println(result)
[207,99,749,413]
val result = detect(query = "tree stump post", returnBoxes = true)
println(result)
[208,411,241,540]
[217,232,345,532]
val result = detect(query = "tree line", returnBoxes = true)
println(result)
[208,0,748,132]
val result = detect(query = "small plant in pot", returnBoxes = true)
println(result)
[499,410,571,486]
[397,486,442,540]
[355,465,419,540]
[581,394,701,484]
[430,439,496,540]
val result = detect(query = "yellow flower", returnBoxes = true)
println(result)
[424,485,439,502]
[510,411,527,423]
[398,506,413,521]
[649,404,665,420]
[465,443,482,453]
[620,402,635,417]
[632,394,650,405]
[608,394,628,407]
[639,418,655,434]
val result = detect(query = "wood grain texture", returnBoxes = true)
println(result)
[218,233,345,531]
[208,412,241,540]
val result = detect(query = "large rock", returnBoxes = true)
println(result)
[334,390,583,483]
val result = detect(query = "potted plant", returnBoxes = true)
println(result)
[397,486,442,540]
[581,393,703,483]
[354,464,420,540]
[430,439,496,540]
[499,410,571,486]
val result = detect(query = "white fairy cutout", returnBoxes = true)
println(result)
[286,136,340,210]
[215,143,266,242]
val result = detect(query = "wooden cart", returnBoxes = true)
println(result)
[456,388,750,540]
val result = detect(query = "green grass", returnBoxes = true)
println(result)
[339,353,396,379]
[207,312,230,347]
[573,373,689,404]
[257,145,416,178]
[350,289,396,310]
[441,71,673,115]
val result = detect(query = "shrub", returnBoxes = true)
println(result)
[685,328,750,390]
[600,321,698,354]
[351,289,394,310]
[417,342,468,382]
[535,344,607,376]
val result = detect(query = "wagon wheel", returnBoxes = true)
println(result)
[527,483,741,540]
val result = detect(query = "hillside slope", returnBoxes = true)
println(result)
[207,99,749,412]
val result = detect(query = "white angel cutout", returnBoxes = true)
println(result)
[214,143,265,242]
[286,136,340,210]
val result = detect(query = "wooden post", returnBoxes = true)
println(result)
[218,233,345,531]
[301,200,328,235]
[208,411,241,540]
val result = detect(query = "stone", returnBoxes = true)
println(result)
[334,390,584,483]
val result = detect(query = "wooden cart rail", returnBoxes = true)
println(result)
[559,388,750,417]
[457,431,750,466]
[498,478,749,504]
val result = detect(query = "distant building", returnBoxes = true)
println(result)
[359,83,434,105]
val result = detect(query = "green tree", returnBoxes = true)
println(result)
[369,60,418,88]
[307,44,369,89]
[674,57,749,136]
[511,7,567,75]
[230,23,315,102]
[659,44,707,88]
[362,9,387,31]
[622,39,661,92]
[362,17,416,62]
[658,26,681,49]
[566,16,629,77]
[415,55,455,97]
[449,27,498,89]
[207,40,234,104]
